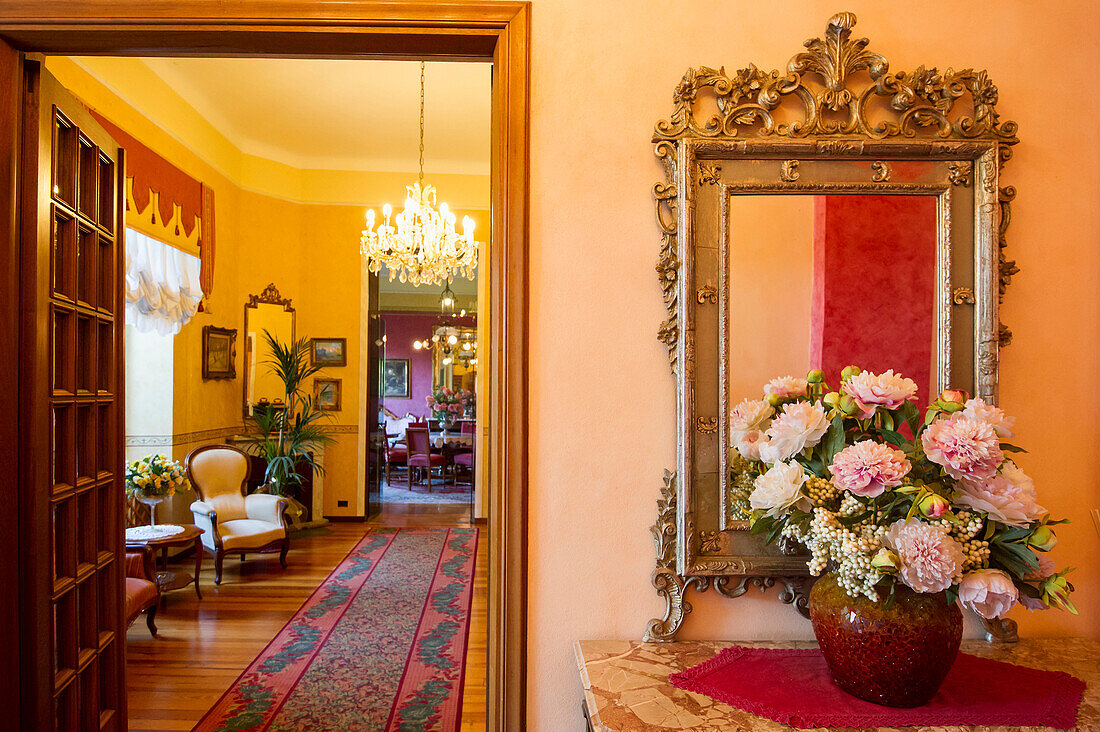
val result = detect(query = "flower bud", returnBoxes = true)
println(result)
[941,400,965,413]
[822,392,841,408]
[918,493,951,519]
[765,393,783,407]
[1029,525,1058,552]
[870,548,900,573]
[806,369,825,384]
[1040,570,1076,613]
[840,365,862,381]
[839,395,860,416]
[937,389,969,407]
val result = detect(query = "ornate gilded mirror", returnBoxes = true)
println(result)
[243,282,296,413]
[646,12,1019,641]
[432,323,478,393]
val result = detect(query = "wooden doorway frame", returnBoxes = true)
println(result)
[0,3,530,730]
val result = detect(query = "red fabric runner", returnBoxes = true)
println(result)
[670,645,1085,729]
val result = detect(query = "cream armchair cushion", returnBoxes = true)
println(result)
[186,444,290,584]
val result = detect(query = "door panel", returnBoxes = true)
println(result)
[20,59,126,732]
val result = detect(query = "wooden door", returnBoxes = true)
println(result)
[19,58,127,731]
[365,273,382,518]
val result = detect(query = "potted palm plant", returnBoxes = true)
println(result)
[245,329,334,525]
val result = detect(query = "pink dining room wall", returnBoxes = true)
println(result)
[380,311,476,418]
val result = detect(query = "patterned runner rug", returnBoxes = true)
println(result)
[192,527,478,732]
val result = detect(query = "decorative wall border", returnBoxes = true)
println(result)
[125,423,359,448]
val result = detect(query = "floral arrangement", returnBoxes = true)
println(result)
[125,454,190,499]
[426,386,475,423]
[729,366,1077,619]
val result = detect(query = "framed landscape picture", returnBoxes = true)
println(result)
[202,326,237,380]
[313,378,342,411]
[310,337,347,367]
[381,358,410,398]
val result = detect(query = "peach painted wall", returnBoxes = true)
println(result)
[526,1,1100,729]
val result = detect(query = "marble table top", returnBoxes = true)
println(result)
[576,639,1098,731]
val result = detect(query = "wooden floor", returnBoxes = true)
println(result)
[124,502,486,731]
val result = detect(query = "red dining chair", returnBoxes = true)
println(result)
[453,429,475,487]
[406,426,446,490]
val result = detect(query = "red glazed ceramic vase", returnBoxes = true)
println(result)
[808,572,963,708]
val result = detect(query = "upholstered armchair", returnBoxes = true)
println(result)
[186,444,290,584]
[124,544,159,636]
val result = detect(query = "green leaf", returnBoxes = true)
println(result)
[837,510,871,526]
[881,584,897,611]
[821,414,847,466]
[900,401,921,436]
[999,444,1028,454]
[880,430,906,448]
[945,585,959,605]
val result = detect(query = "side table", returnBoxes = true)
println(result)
[125,524,205,600]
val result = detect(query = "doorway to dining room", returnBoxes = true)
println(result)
[373,268,485,514]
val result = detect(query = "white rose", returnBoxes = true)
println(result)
[749,461,807,517]
[758,401,830,463]
[730,398,774,444]
[735,430,768,462]
[958,569,1019,619]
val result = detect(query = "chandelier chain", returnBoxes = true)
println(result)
[360,59,481,286]
[418,61,425,187]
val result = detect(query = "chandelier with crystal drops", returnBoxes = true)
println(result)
[360,62,481,286]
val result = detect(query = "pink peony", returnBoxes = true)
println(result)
[763,376,808,400]
[882,518,965,593]
[1023,552,1057,581]
[759,401,829,463]
[921,416,1003,483]
[958,398,1016,439]
[954,461,1045,527]
[840,369,919,418]
[828,440,911,498]
[958,569,1018,619]
[735,430,768,462]
[730,398,774,444]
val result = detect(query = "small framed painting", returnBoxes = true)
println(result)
[310,337,347,367]
[202,326,237,380]
[313,378,342,411]
[381,358,410,398]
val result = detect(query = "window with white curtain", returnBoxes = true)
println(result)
[124,228,202,335]
[123,229,201,454]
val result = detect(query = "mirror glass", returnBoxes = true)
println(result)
[244,295,295,413]
[726,194,938,405]
[432,324,478,393]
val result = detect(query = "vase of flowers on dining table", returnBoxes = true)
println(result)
[727,366,1077,708]
[426,386,475,432]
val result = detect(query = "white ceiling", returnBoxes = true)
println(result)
[130,58,492,175]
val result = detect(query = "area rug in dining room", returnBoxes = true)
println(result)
[192,527,478,732]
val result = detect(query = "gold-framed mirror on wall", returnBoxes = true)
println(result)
[243,282,296,414]
[645,12,1020,642]
[431,323,478,393]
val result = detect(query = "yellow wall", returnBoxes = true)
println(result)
[523,1,1100,729]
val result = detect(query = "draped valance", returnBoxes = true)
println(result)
[125,229,202,335]
[88,109,216,306]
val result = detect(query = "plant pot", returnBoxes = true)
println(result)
[808,572,962,708]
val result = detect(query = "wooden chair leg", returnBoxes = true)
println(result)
[240,553,246,561]
[214,551,224,585]
[146,605,158,637]
[279,537,289,569]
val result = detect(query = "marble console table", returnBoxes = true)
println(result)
[576,639,1098,731]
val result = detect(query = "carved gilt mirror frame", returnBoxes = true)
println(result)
[646,12,1019,641]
